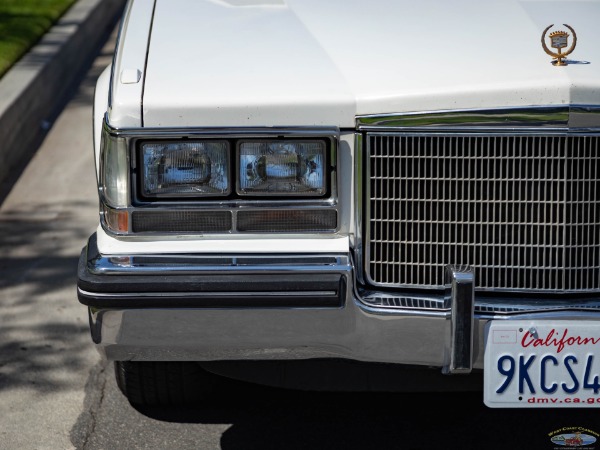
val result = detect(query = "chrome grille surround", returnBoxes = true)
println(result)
[357,106,600,294]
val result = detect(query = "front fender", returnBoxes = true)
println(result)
[93,64,111,182]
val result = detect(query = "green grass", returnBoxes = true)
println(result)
[0,0,78,78]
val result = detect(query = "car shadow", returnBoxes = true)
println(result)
[130,376,596,450]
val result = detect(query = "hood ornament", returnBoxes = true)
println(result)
[541,24,577,66]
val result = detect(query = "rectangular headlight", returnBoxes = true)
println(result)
[237,140,326,196]
[140,141,230,197]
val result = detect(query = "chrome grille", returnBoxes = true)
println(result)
[365,133,600,292]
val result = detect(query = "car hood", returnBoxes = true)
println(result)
[139,0,600,128]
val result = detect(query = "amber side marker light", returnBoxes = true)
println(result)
[103,205,129,232]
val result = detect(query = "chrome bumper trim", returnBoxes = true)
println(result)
[78,235,350,309]
[88,295,600,370]
[79,235,600,372]
[443,265,475,374]
[358,291,600,315]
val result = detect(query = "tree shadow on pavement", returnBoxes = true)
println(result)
[0,322,93,393]
[0,200,98,394]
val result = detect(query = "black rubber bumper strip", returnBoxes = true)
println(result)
[76,237,346,309]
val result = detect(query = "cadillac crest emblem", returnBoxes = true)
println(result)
[541,24,577,66]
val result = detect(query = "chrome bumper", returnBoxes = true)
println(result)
[77,234,600,372]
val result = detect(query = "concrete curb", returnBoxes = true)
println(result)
[0,0,126,197]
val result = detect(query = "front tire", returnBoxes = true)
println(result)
[115,361,218,407]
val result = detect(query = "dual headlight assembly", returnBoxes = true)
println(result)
[100,130,337,234]
[140,139,327,198]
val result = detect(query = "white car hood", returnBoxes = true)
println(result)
[140,0,600,128]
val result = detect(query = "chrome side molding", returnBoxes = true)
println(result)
[356,105,600,130]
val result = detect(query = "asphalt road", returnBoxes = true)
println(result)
[0,23,598,450]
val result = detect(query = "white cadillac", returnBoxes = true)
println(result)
[77,0,600,408]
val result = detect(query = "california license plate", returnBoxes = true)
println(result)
[484,320,600,408]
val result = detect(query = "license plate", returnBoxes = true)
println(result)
[484,320,600,408]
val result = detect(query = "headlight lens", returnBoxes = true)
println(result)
[141,141,230,197]
[238,140,326,196]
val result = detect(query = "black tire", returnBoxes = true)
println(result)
[114,361,218,407]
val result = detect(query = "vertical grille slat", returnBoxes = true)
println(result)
[365,133,600,293]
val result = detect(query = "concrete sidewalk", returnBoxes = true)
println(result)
[0,0,126,201]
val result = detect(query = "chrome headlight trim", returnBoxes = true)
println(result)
[98,114,340,236]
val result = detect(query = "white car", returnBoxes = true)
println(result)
[78,0,600,408]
